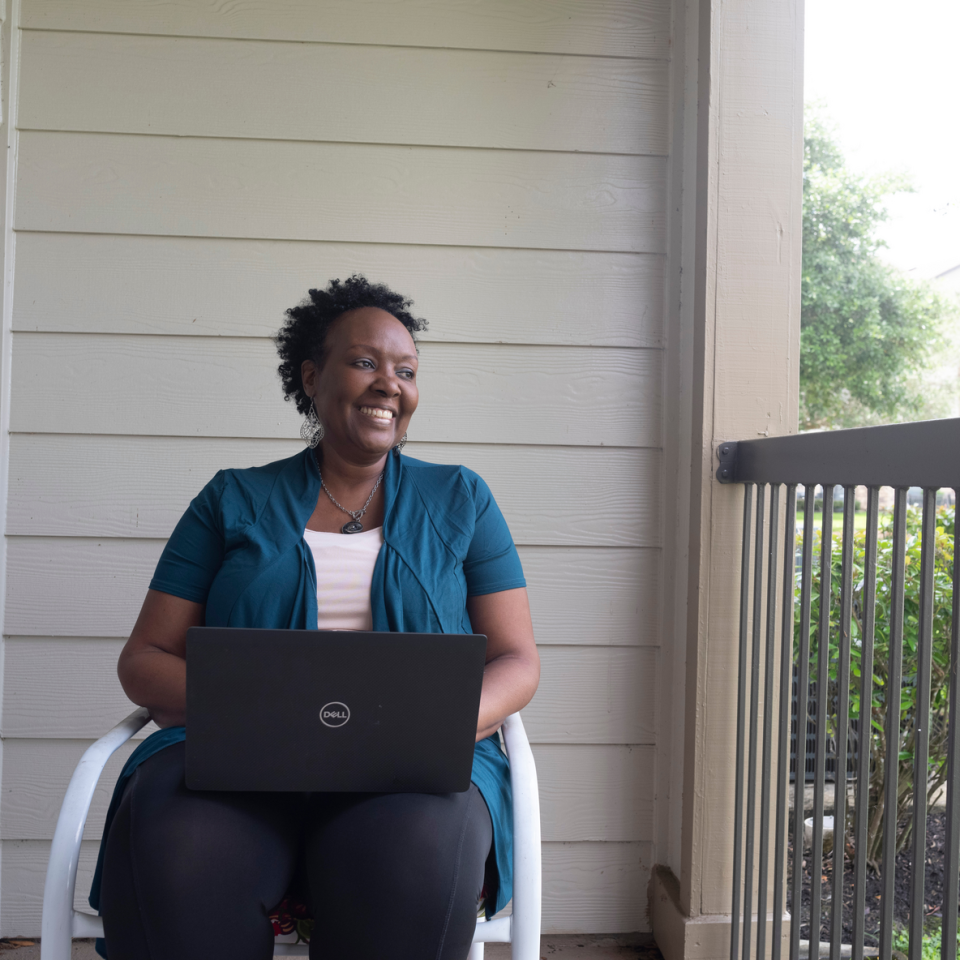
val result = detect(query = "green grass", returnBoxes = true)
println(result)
[797,510,870,532]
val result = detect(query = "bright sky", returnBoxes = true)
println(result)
[805,0,960,280]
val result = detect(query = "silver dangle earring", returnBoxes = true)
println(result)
[300,401,324,449]
[393,432,408,455]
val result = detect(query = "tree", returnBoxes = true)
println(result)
[800,113,957,429]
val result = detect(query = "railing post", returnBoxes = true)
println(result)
[810,484,835,957]
[731,484,755,960]
[772,484,797,960]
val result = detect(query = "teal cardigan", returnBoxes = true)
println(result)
[90,447,526,926]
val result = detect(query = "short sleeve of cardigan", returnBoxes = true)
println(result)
[149,471,226,604]
[462,473,526,597]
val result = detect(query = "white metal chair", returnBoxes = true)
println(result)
[41,709,541,960]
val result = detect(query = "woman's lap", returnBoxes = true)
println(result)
[100,741,492,960]
[304,787,492,959]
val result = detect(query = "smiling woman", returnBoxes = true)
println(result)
[90,275,540,960]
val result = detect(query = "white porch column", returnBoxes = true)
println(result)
[654,0,804,956]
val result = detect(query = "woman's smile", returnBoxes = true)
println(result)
[358,405,396,424]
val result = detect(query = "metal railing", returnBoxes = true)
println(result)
[721,419,960,960]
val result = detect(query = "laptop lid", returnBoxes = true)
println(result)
[185,627,487,793]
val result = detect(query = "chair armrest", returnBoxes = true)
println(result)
[500,712,541,960]
[41,707,151,960]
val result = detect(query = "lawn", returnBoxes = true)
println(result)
[797,509,871,532]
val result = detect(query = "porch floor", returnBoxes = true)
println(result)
[0,935,663,958]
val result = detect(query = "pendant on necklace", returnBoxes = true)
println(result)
[341,520,364,534]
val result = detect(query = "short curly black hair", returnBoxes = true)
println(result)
[275,275,428,415]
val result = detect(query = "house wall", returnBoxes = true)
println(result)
[0,0,673,935]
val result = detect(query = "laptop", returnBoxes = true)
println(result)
[185,627,487,793]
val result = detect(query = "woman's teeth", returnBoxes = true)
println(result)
[360,406,394,422]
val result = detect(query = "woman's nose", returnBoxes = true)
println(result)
[373,373,401,396]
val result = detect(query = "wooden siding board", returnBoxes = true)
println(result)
[0,839,650,935]
[4,540,161,639]
[20,0,670,59]
[534,745,654,842]
[522,646,656,744]
[9,333,661,449]
[5,537,658,645]
[2,638,654,744]
[521,547,659,646]
[1,741,651,843]
[1,639,156,741]
[1,840,100,932]
[12,233,664,347]
[541,842,651,933]
[15,132,668,254]
[20,32,669,157]
[1,740,138,841]
[5,436,660,547]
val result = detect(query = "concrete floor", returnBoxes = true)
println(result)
[0,936,663,959]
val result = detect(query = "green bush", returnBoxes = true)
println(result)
[892,922,960,960]
[795,505,955,869]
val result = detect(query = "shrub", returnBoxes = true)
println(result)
[795,505,955,869]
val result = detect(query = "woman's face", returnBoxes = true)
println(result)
[302,307,419,461]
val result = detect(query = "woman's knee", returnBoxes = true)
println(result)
[101,744,303,958]
[305,786,492,959]
[108,744,301,893]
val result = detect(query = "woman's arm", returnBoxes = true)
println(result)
[468,587,540,741]
[117,589,205,728]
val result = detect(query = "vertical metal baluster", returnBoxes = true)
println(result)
[853,488,880,960]
[731,484,756,960]
[909,490,937,960]
[774,484,798,960]
[811,485,835,958]
[831,489,856,960]
[759,484,782,960]
[792,487,816,960]
[942,492,960,960]
[744,486,768,960]
[880,489,908,960]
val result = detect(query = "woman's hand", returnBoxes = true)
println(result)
[117,589,204,728]
[467,587,539,741]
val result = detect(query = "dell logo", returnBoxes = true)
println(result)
[319,702,350,728]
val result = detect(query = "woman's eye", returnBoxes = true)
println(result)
[354,359,374,369]
[399,369,415,380]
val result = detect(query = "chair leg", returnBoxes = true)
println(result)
[467,942,485,960]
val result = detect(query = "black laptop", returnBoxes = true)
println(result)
[185,627,487,793]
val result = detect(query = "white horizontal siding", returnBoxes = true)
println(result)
[13,233,664,347]
[0,839,651,936]
[5,539,660,646]
[21,0,670,58]
[2,0,667,934]
[10,333,662,449]
[6,436,661,544]
[16,132,667,253]
[1,839,101,933]
[2,638,656,744]
[2,740,653,842]
[20,32,669,156]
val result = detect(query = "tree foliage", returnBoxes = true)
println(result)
[801,114,957,429]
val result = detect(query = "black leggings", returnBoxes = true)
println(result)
[100,742,493,960]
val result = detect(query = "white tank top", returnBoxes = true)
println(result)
[302,526,384,631]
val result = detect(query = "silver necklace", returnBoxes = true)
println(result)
[319,469,384,534]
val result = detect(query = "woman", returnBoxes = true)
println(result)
[91,276,540,960]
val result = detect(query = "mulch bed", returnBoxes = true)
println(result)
[788,810,953,946]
